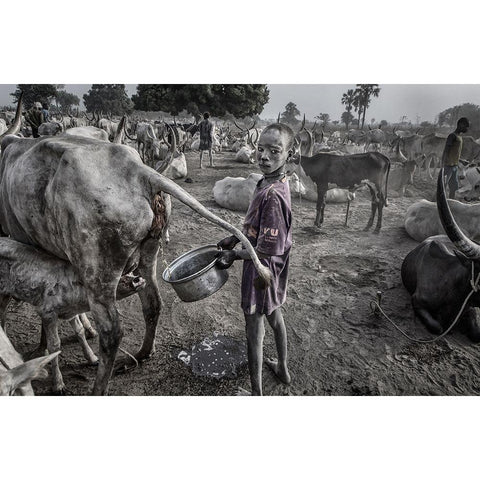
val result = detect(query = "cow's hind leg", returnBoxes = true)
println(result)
[88,295,123,395]
[79,312,97,339]
[364,185,377,231]
[41,312,66,394]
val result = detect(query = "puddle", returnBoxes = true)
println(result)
[178,332,247,379]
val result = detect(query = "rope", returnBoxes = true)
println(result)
[371,267,480,344]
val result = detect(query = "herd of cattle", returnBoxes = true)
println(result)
[1,95,480,395]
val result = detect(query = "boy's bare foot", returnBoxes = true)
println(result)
[265,358,291,385]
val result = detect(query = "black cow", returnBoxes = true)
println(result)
[291,152,390,232]
[401,169,480,341]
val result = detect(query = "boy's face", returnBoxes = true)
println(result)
[256,129,291,175]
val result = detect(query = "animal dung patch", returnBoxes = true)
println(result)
[178,332,247,379]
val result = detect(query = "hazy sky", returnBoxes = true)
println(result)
[1,84,478,124]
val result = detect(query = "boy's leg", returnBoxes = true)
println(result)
[209,148,214,167]
[265,308,291,385]
[199,150,204,168]
[244,312,265,396]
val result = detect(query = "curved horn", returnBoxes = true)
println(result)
[156,124,177,175]
[415,128,422,135]
[249,119,257,130]
[311,121,317,134]
[123,119,136,141]
[393,126,397,134]
[0,91,23,140]
[299,114,306,132]
[437,168,480,258]
[233,120,244,132]
[277,112,281,123]
[113,115,126,144]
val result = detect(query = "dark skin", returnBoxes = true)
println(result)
[216,128,293,395]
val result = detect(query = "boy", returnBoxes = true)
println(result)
[216,123,295,395]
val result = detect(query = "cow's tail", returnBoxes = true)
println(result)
[147,171,272,287]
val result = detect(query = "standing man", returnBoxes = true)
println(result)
[442,117,469,199]
[25,101,45,138]
[199,112,215,168]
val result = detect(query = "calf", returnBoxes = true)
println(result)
[0,324,59,395]
[290,151,390,231]
[0,237,146,393]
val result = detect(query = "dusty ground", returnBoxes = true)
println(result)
[5,150,480,396]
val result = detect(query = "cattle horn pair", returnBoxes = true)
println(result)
[0,91,23,141]
[437,169,480,258]
[123,119,136,141]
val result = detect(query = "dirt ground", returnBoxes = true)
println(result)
[6,149,480,396]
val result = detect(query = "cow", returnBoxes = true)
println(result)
[213,173,263,212]
[346,129,365,145]
[0,325,59,396]
[458,164,480,201]
[0,237,146,393]
[98,117,120,141]
[364,127,386,152]
[64,126,110,141]
[420,133,447,176]
[289,151,390,231]
[401,169,480,341]
[38,121,64,136]
[404,198,480,243]
[0,119,7,136]
[0,121,271,395]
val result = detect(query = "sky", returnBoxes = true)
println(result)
[1,84,479,124]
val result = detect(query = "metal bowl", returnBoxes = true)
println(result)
[162,244,229,302]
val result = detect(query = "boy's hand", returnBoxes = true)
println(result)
[217,235,239,250]
[215,250,238,270]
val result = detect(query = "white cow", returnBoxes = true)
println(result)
[64,126,109,141]
[0,119,7,136]
[404,199,480,242]
[213,173,262,212]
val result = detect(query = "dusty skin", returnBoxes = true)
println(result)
[4,151,480,395]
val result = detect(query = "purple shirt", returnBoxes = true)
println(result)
[241,176,292,315]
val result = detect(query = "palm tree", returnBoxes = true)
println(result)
[355,84,381,129]
[341,89,356,130]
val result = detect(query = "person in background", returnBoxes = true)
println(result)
[199,112,215,168]
[442,117,469,199]
[25,101,45,138]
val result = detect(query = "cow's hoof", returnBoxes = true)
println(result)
[374,229,381,234]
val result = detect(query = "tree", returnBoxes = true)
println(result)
[83,84,134,115]
[280,102,301,125]
[315,113,330,127]
[437,103,480,127]
[354,84,381,129]
[11,84,63,109]
[341,88,356,130]
[56,90,80,113]
[132,84,269,121]
[341,111,354,128]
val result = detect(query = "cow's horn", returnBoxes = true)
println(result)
[277,112,281,123]
[233,120,243,132]
[437,168,480,258]
[113,115,126,144]
[299,114,305,132]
